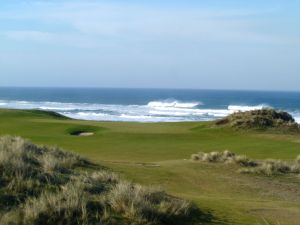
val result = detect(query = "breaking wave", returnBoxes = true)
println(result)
[147,100,201,108]
[0,99,297,123]
[228,105,268,111]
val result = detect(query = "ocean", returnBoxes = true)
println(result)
[0,87,300,123]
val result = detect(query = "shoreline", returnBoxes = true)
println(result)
[1,108,300,125]
[2,88,300,123]
[0,108,208,124]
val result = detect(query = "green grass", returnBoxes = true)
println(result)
[1,109,300,224]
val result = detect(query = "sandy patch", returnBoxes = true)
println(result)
[78,132,94,136]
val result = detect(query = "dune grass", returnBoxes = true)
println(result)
[215,109,300,131]
[191,150,300,176]
[0,136,196,225]
[0,109,300,224]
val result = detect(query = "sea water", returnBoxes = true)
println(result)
[0,87,300,122]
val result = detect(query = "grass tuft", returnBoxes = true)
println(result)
[191,150,257,167]
[192,150,300,176]
[0,136,198,225]
[109,181,193,224]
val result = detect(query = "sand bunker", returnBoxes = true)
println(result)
[77,132,94,136]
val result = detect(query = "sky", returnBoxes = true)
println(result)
[0,0,300,90]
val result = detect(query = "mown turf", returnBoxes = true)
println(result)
[0,109,300,225]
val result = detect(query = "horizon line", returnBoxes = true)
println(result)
[0,86,300,93]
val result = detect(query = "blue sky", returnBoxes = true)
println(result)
[0,0,299,90]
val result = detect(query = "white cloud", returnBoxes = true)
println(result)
[1,1,299,89]
[0,0,298,48]
[3,30,105,48]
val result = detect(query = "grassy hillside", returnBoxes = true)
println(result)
[215,109,300,132]
[0,109,300,224]
[0,136,197,225]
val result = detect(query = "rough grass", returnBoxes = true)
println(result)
[0,136,197,225]
[215,109,300,131]
[191,150,258,167]
[1,109,300,224]
[239,159,300,176]
[192,150,300,176]
[255,220,283,225]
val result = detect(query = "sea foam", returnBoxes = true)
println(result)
[0,99,297,123]
[147,100,201,108]
[228,105,267,111]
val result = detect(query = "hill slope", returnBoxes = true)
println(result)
[1,109,300,224]
[0,136,197,225]
[215,109,300,131]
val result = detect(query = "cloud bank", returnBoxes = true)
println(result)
[0,0,300,90]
